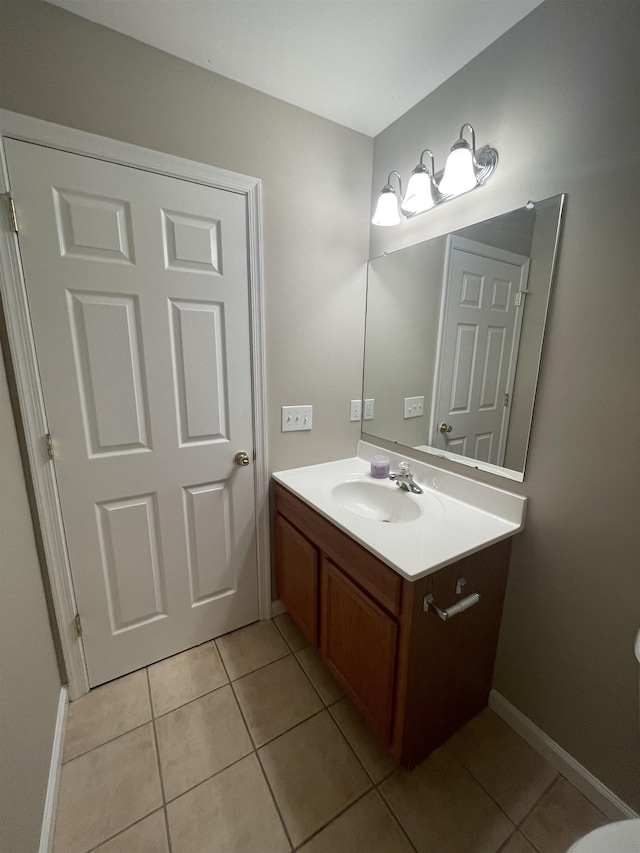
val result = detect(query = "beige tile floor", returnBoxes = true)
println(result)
[53,615,610,853]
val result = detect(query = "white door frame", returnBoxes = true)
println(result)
[0,109,271,698]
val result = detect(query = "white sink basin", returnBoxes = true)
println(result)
[273,444,527,581]
[331,480,422,523]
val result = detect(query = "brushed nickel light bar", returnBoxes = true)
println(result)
[372,123,498,226]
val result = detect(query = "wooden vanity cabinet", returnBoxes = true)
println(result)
[274,482,511,769]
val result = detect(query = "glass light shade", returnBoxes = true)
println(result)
[438,145,478,196]
[372,189,401,226]
[401,170,435,214]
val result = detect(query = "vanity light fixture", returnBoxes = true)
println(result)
[372,123,498,225]
[439,123,483,195]
[371,171,403,227]
[401,149,436,215]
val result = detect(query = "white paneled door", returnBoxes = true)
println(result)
[432,238,530,466]
[5,139,259,687]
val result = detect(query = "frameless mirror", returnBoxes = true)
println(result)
[363,194,565,481]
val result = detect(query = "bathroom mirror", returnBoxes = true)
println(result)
[362,194,566,481]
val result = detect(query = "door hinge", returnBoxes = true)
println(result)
[45,433,54,460]
[74,613,83,637]
[504,393,510,407]
[2,194,18,233]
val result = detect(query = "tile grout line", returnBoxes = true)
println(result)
[293,653,346,708]
[273,617,417,849]
[373,785,420,853]
[151,677,230,721]
[325,703,380,786]
[214,630,292,682]
[290,787,375,852]
[450,734,563,843]
[222,638,296,851]
[61,647,233,765]
[289,648,335,709]
[442,742,519,831]
[61,717,153,766]
[161,752,257,807]
[162,642,256,805]
[223,621,380,851]
[377,781,427,853]
[269,701,379,850]
[82,807,167,853]
[146,667,174,853]
[272,612,306,652]
[253,747,296,851]
[147,658,329,811]
[372,772,420,853]
[496,828,529,853]
[515,776,563,853]
[517,774,561,827]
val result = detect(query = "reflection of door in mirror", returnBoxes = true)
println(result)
[363,194,566,481]
[427,237,530,466]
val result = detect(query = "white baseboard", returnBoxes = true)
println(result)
[271,598,287,618]
[489,690,637,821]
[39,686,68,853]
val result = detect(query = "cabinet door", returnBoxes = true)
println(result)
[321,557,397,744]
[275,514,319,646]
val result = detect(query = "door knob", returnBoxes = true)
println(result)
[234,451,251,467]
[439,423,453,433]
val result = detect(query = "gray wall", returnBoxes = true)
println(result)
[0,346,62,853]
[371,0,639,810]
[0,0,373,474]
[364,236,444,445]
[0,0,372,846]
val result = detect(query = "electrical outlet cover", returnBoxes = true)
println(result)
[364,399,374,420]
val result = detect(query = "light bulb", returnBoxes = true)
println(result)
[401,170,435,214]
[438,145,477,196]
[372,189,401,226]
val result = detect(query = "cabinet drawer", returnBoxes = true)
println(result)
[321,557,397,744]
[275,485,402,616]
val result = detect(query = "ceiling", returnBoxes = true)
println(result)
[46,0,544,137]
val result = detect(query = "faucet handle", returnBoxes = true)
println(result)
[398,460,411,474]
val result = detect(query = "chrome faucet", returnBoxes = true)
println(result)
[389,460,423,494]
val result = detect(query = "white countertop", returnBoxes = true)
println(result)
[272,442,527,582]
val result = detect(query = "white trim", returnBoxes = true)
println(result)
[246,179,273,623]
[0,122,90,698]
[39,687,68,853]
[0,111,259,195]
[489,690,638,821]
[0,109,270,695]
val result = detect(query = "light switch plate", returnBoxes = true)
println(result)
[403,396,425,419]
[282,405,313,432]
